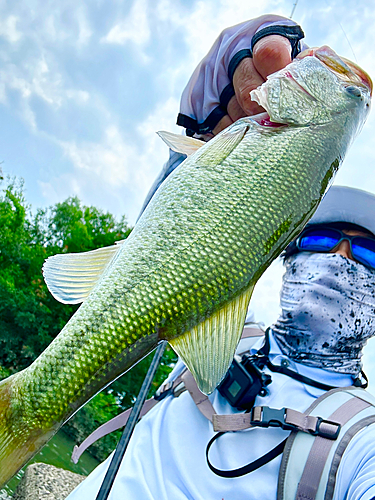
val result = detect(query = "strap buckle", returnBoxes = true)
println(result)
[154,380,186,401]
[310,417,341,440]
[250,407,341,439]
[250,407,295,431]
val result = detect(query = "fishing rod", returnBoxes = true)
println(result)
[290,0,299,19]
[95,340,167,500]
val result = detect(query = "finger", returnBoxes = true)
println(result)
[226,95,247,122]
[232,57,266,117]
[212,115,234,135]
[252,34,292,80]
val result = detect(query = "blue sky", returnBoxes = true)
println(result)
[2,0,374,224]
[1,0,375,387]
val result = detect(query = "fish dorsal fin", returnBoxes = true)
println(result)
[42,244,123,304]
[195,121,249,166]
[158,121,249,163]
[157,131,205,156]
[201,120,249,163]
[169,285,254,394]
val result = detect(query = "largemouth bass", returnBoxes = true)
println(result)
[0,46,371,486]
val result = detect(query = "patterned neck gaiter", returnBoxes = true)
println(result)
[272,252,375,374]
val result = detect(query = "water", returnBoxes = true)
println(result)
[2,430,100,496]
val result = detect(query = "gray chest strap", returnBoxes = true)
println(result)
[209,388,375,499]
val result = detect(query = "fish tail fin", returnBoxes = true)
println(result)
[0,374,56,487]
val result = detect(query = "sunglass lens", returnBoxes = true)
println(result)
[298,228,341,251]
[352,237,375,270]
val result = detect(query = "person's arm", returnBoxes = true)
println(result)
[137,15,306,219]
[333,424,375,500]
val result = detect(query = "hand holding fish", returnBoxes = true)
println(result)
[213,34,292,134]
[177,15,305,139]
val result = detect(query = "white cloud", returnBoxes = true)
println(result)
[133,96,181,191]
[65,89,90,103]
[0,82,6,104]
[250,258,284,327]
[60,125,133,186]
[155,0,284,70]
[53,94,180,222]
[22,101,37,130]
[101,0,151,47]
[76,6,92,46]
[0,59,56,106]
[0,54,91,130]
[43,13,68,44]
[0,15,21,43]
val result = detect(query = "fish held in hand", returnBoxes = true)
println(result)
[0,47,371,486]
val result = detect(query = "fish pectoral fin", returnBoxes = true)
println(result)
[157,131,205,156]
[42,244,123,304]
[169,285,254,395]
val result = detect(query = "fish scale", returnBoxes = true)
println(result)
[0,47,371,486]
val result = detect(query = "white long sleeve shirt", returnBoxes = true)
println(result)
[66,331,375,500]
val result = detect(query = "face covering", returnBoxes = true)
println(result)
[272,252,375,374]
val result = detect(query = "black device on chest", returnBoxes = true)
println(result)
[218,353,271,410]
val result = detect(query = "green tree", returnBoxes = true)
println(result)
[32,196,131,253]
[0,175,177,461]
[0,182,131,371]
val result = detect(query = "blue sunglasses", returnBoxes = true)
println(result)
[294,227,375,270]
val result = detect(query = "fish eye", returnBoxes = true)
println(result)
[345,86,362,98]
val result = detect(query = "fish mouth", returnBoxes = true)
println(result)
[297,46,373,96]
[250,45,372,126]
[250,112,287,128]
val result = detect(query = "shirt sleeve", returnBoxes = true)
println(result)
[334,424,375,500]
[136,150,187,220]
[177,14,306,136]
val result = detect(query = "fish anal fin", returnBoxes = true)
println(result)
[170,285,254,395]
[42,244,122,304]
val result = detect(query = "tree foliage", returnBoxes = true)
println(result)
[0,175,177,461]
[0,179,130,371]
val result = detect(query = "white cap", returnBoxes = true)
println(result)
[308,185,375,236]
